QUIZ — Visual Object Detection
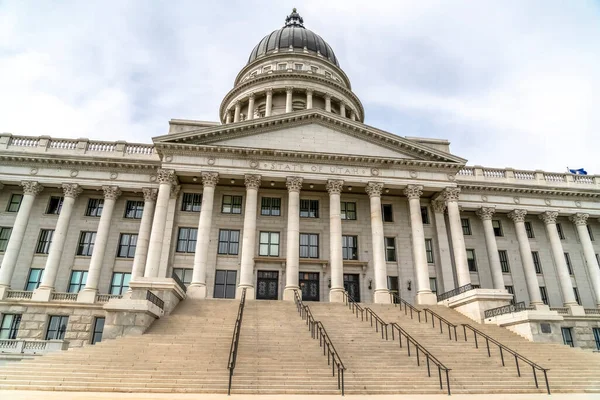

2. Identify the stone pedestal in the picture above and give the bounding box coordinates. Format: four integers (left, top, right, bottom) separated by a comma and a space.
236, 285, 255, 300
77, 288, 97, 304
415, 291, 438, 305
129, 277, 186, 315
485, 308, 564, 343
373, 290, 392, 304
283, 287, 297, 301
31, 287, 53, 302
329, 288, 345, 303
568, 304, 586, 316
187, 284, 207, 300
439, 288, 513, 322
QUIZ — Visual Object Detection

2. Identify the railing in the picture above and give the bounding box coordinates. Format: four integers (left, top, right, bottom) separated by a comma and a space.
514, 171, 535, 180
9, 137, 39, 147
95, 294, 122, 303
585, 308, 600, 316
423, 308, 458, 341
462, 323, 550, 394
437, 283, 473, 302
342, 291, 364, 321
574, 175, 594, 184
171, 272, 187, 293
550, 307, 569, 315
146, 290, 164, 310
87, 142, 115, 152
0, 339, 69, 354
483, 168, 506, 178
5, 290, 33, 300
457, 167, 474, 176
227, 288, 246, 395
364, 307, 389, 340
49, 139, 77, 150
294, 290, 346, 395
125, 144, 154, 155
51, 292, 78, 302
390, 323, 452, 395
544, 173, 566, 183
389, 292, 422, 321
484, 302, 527, 318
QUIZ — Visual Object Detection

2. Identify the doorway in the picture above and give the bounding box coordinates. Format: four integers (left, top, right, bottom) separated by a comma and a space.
299, 272, 320, 301
256, 270, 279, 300
343, 273, 360, 302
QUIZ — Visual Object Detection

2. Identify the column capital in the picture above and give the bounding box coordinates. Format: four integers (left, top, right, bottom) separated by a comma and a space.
102, 185, 121, 201
539, 210, 559, 225
142, 187, 158, 202
244, 174, 262, 190
285, 86, 294, 93
21, 181, 44, 196
170, 184, 181, 199
365, 182, 384, 198
431, 199, 446, 213
266, 88, 273, 95
201, 172, 219, 188
442, 187, 460, 203
156, 169, 176, 185
508, 209, 527, 223
248, 93, 255, 100
326, 180, 344, 195
62, 183, 82, 199
476, 206, 496, 221
235, 100, 241, 108
306, 88, 313, 95
404, 185, 423, 200
286, 176, 303, 192
569, 212, 589, 226
324, 92, 331, 100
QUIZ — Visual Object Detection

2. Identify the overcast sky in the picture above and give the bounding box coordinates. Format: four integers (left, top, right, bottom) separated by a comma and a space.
1, 1, 599, 173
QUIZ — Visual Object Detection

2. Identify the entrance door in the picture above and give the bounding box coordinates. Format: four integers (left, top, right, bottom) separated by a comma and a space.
256, 270, 279, 300
387, 276, 399, 303
343, 274, 360, 302
299, 272, 320, 302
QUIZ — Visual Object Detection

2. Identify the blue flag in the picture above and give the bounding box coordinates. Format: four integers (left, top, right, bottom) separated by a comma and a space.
567, 168, 588, 175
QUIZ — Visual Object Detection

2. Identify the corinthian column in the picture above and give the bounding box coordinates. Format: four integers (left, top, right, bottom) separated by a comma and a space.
306, 89, 313, 109
238, 174, 261, 299
366, 182, 390, 303
0, 181, 43, 291
570, 213, 600, 307
247, 93, 255, 120
476, 207, 505, 290
327, 180, 344, 302
283, 176, 302, 301
130, 188, 158, 281
285, 87, 293, 113
325, 93, 332, 112
431, 200, 455, 292
234, 101, 241, 123
443, 188, 471, 287
265, 89, 273, 117
340, 102, 346, 118
188, 172, 219, 299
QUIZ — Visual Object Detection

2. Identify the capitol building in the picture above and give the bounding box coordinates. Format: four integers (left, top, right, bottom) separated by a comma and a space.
0, 8, 599, 396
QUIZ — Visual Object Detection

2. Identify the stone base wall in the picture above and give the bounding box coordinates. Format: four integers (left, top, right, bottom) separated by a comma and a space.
563, 318, 600, 350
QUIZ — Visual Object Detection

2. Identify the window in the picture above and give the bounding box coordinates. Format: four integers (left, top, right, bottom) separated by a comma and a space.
221, 195, 242, 214
6, 194, 22, 212
0, 314, 21, 339
573, 287, 581, 305
278, 63, 287, 70
173, 268, 193, 286
499, 250, 510, 273
25, 269, 44, 291
300, 233, 319, 258
342, 235, 358, 260
564, 253, 573, 275
425, 239, 434, 263
262, 65, 272, 72
382, 204, 393, 222
300, 199, 319, 218
525, 221, 534, 238
46, 196, 63, 214
67, 270, 88, 293
341, 202, 357, 220
181, 193, 202, 212
505, 285, 515, 304
557, 223, 565, 239
492, 220, 503, 237
561, 327, 574, 347
540, 286, 549, 305
36, 229, 54, 254
461, 218, 471, 235
45, 315, 68, 340
294, 63, 303, 70
532, 251, 542, 274
597, 254, 600, 267
176, 228, 197, 253
110, 272, 131, 295
124, 200, 144, 219
310, 66, 318, 73
466, 249, 477, 272
214, 270, 237, 299
91, 317, 105, 345
587, 225, 594, 241
593, 328, 600, 350
325, 71, 332, 78
76, 231, 96, 256
421, 206, 430, 224
385, 237, 396, 262
261, 197, 281, 216
218, 230, 240, 255
0, 227, 11, 252
430, 278, 437, 293
259, 232, 280, 257
117, 234, 137, 258
85, 198, 104, 217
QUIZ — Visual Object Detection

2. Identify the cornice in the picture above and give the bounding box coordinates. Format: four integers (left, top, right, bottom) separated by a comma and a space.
459, 183, 600, 199
0, 154, 160, 173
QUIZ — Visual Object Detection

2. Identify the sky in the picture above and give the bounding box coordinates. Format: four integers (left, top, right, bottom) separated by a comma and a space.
1, 0, 599, 173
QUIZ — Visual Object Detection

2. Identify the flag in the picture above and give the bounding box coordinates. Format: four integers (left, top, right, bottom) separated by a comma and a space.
567, 167, 588, 175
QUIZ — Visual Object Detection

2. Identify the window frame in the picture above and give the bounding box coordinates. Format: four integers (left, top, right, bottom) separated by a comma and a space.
0, 227, 12, 252
214, 270, 237, 299
466, 249, 477, 272
421, 206, 430, 224
342, 235, 359, 260
429, 277, 438, 293
217, 229, 240, 255
85, 198, 104, 217
45, 315, 69, 340
117, 233, 138, 258
176, 227, 197, 254
425, 239, 434, 263
385, 237, 397, 262
91, 317, 105, 345
76, 231, 96, 257
299, 199, 319, 218
564, 252, 573, 275
587, 225, 594, 241
181, 193, 202, 212
461, 218, 472, 235
299, 233, 319, 259
498, 250, 510, 273
539, 286, 549, 305
593, 327, 600, 351
382, 204, 393, 222
556, 223, 565, 240
532, 251, 542, 274
36, 229, 54, 254
25, 269, 44, 291
561, 327, 574, 347
492, 220, 503, 237
260, 197, 281, 216
124, 200, 144, 219
110, 272, 131, 295
259, 231, 280, 257
341, 202, 357, 220
573, 287, 581, 305
525, 221, 535, 238
505, 285, 515, 304
46, 196, 64, 215
221, 195, 243, 214
6, 194, 23, 212
67, 270, 88, 293
0, 313, 21, 339
173, 268, 193, 286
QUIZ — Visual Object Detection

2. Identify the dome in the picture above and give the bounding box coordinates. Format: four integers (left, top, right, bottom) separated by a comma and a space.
247, 9, 339, 67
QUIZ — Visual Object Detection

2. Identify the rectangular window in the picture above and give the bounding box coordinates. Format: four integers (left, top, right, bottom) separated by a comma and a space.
325, 71, 332, 78
557, 223, 565, 240
587, 225, 594, 241
45, 315, 68, 340
300, 199, 319, 218
342, 235, 358, 260
0, 314, 21, 339
382, 204, 393, 222
110, 272, 131, 295
540, 286, 549, 305
46, 196, 63, 215
421, 206, 430, 224
85, 198, 104, 217
124, 200, 144, 219
300, 233, 319, 259
91, 317, 105, 345
505, 285, 515, 304
262, 65, 272, 72
311, 66, 318, 73
499, 250, 510, 273
0, 227, 11, 252
294, 63, 303, 70
25, 269, 44, 291
492, 220, 503, 237
278, 63, 287, 70
214, 270, 237, 299
36, 229, 54, 254
117, 233, 138, 258
261, 197, 281, 216
461, 218, 471, 235
561, 327, 574, 347
385, 237, 397, 262
525, 221, 535, 238
429, 277, 437, 293
259, 232, 280, 257
573, 287, 581, 305
424, 239, 434, 263
76, 231, 96, 256
341, 202, 357, 220
173, 268, 193, 286
221, 195, 242, 214
564, 253, 573, 275
67, 270, 88, 293
6, 194, 23, 212
532, 251, 542, 274
466, 249, 477, 272
593, 328, 600, 350
218, 229, 240, 255
181, 193, 202, 212
176, 228, 197, 253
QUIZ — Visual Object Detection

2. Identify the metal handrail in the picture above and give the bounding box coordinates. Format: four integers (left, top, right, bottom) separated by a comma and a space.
484, 301, 526, 318
171, 272, 187, 293
462, 323, 550, 394
437, 283, 473, 301
389, 292, 422, 322
423, 308, 458, 341
364, 307, 389, 340
341, 291, 364, 321
227, 288, 247, 395
390, 322, 452, 395
145, 290, 164, 310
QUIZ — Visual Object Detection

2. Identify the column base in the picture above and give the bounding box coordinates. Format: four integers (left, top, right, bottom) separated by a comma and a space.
439, 288, 513, 322
531, 303, 550, 312
237, 285, 255, 300
77, 288, 98, 303
283, 286, 299, 301
329, 288, 345, 303
373, 289, 391, 304
415, 291, 437, 305
567, 304, 586, 316
31, 287, 53, 302
186, 284, 207, 299
0, 285, 9, 300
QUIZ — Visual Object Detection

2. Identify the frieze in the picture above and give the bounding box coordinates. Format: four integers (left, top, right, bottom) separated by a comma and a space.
259, 161, 373, 177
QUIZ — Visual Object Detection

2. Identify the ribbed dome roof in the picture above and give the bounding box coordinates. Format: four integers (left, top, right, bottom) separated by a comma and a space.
247, 9, 339, 67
